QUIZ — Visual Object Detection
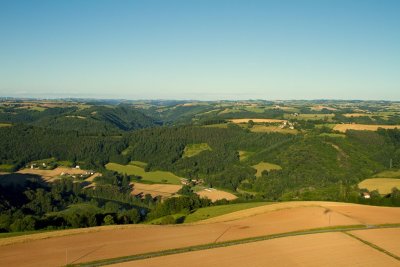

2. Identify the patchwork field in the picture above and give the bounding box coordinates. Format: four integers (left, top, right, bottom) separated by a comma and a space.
358, 178, 400, 194
333, 124, 400, 132
252, 161, 282, 177
196, 188, 238, 201
106, 162, 182, 185
131, 183, 182, 198
1, 201, 399, 267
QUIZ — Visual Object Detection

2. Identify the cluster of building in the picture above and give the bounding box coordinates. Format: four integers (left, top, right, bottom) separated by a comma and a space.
280, 121, 295, 130
180, 178, 204, 186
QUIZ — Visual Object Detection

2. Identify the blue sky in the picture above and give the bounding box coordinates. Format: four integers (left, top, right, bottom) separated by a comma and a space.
0, 0, 399, 100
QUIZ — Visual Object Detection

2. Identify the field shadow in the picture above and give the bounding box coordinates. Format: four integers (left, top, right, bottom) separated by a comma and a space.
0, 173, 46, 187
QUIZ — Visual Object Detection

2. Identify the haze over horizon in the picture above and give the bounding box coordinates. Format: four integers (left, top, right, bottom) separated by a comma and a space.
1, 0, 399, 100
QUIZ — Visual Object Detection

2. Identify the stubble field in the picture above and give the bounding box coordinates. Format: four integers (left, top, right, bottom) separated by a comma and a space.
0, 202, 399, 267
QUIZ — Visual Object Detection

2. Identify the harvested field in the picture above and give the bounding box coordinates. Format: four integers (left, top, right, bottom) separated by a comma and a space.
1, 202, 399, 267
327, 204, 400, 225
131, 183, 182, 198
229, 118, 286, 124
196, 188, 237, 201
199, 201, 400, 224
17, 167, 88, 182
358, 178, 400, 195
0, 224, 228, 266
211, 206, 360, 243
349, 228, 400, 257
333, 124, 400, 132
248, 125, 298, 134
184, 202, 269, 223
113, 232, 399, 267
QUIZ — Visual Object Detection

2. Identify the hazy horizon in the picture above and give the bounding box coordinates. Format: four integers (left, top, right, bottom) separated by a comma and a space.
1, 94, 400, 102
1, 0, 399, 100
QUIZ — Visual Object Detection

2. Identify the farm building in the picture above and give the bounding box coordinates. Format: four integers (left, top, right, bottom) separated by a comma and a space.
362, 192, 371, 199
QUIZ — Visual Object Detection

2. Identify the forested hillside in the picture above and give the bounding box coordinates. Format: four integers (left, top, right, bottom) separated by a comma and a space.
1, 99, 400, 234
0, 103, 159, 134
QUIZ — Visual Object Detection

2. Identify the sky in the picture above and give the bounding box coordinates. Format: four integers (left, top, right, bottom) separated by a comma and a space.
0, 0, 399, 100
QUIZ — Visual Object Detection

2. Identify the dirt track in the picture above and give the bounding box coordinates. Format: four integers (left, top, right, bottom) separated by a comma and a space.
1, 202, 399, 266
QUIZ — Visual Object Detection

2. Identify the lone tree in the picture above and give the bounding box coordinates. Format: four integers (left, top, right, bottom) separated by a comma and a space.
248, 120, 254, 128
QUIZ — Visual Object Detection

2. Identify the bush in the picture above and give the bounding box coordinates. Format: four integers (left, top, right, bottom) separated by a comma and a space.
103, 215, 115, 225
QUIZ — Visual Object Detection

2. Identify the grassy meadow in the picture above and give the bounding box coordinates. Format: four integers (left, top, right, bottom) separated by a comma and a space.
105, 162, 182, 184
183, 143, 212, 158
373, 169, 400, 178
0, 164, 15, 172
252, 161, 282, 177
